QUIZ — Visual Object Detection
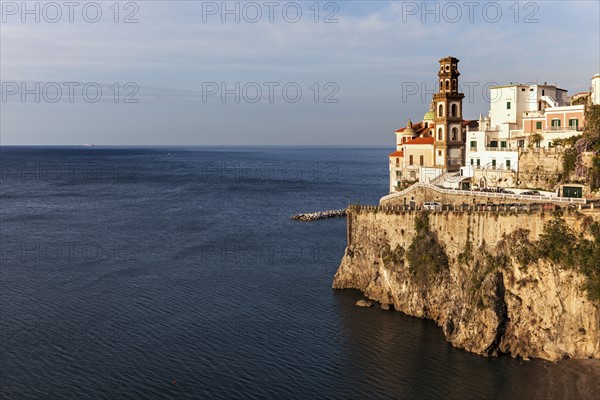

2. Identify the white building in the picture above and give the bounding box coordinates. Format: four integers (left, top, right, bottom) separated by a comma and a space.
592, 74, 600, 105
487, 83, 568, 135
462, 81, 591, 188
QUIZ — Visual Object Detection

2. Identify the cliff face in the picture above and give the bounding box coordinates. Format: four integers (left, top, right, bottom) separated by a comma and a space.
333, 208, 600, 361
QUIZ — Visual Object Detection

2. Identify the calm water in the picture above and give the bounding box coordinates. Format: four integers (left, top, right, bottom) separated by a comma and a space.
0, 147, 597, 399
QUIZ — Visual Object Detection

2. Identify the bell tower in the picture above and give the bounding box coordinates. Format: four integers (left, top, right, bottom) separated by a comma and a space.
432, 56, 465, 172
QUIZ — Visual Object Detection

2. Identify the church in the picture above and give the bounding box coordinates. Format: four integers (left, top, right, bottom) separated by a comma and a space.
389, 57, 478, 193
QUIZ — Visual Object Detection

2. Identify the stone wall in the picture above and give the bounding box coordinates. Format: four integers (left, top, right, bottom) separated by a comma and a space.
473, 169, 517, 189
517, 147, 564, 190
333, 207, 600, 361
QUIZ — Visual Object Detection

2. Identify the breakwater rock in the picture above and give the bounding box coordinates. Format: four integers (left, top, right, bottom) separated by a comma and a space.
291, 209, 347, 222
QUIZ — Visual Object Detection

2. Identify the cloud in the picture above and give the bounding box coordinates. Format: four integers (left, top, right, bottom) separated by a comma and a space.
1, 1, 598, 145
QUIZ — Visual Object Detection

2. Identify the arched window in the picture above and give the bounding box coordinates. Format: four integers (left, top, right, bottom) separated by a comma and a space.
451, 104, 457, 117
438, 128, 443, 141
452, 79, 457, 91
445, 80, 450, 90
424, 122, 428, 128
438, 104, 444, 117
440, 80, 443, 91
451, 127, 458, 141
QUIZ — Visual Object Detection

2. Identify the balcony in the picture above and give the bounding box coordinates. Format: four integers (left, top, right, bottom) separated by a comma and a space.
474, 164, 516, 172
542, 126, 583, 133
484, 146, 514, 151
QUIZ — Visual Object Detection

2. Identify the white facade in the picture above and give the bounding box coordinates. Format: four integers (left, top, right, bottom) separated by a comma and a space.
463, 83, 575, 186
488, 84, 568, 135
463, 128, 518, 175
592, 74, 600, 105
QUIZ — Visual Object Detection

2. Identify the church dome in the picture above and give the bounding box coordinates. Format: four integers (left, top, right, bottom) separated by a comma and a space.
423, 110, 435, 121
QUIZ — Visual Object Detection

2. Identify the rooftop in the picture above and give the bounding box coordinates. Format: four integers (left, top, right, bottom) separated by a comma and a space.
404, 137, 435, 145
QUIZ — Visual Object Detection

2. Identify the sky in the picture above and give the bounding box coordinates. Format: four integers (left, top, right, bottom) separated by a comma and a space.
1, 0, 599, 146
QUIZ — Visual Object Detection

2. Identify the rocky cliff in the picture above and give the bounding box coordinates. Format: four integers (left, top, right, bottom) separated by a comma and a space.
333, 207, 600, 361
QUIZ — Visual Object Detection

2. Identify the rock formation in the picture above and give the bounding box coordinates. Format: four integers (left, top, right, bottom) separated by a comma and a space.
333, 207, 600, 361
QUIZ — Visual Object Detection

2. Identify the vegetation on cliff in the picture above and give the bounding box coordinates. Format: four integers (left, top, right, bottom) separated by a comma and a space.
495, 216, 600, 303
406, 212, 449, 283
454, 214, 600, 304
559, 104, 600, 189
536, 216, 600, 302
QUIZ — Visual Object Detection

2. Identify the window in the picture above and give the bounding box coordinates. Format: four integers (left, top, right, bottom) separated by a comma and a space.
521, 88, 525, 91
518, 140, 525, 148
438, 128, 443, 140
551, 119, 561, 128
440, 81, 443, 91
451, 127, 458, 141
419, 155, 424, 166
536, 121, 542, 129
490, 140, 498, 148
506, 102, 511, 110
409, 155, 413, 165
476, 159, 481, 166
438, 150, 442, 156
438, 104, 444, 117
569, 118, 579, 129
470, 140, 477, 149
500, 141, 507, 148
506, 160, 511, 168
542, 89, 545, 95
470, 159, 474, 165
451, 104, 457, 117
396, 171, 401, 178
492, 159, 496, 168
445, 80, 450, 90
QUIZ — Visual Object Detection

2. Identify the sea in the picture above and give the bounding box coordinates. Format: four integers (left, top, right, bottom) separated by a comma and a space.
1, 146, 598, 399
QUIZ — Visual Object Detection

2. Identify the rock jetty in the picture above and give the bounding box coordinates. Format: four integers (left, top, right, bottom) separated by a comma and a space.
291, 209, 347, 222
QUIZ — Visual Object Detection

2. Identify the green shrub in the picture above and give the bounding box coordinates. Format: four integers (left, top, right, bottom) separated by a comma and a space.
534, 218, 600, 303
406, 213, 449, 284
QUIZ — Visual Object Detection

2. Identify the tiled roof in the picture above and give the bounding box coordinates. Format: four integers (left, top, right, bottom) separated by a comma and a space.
389, 150, 404, 157
404, 137, 434, 145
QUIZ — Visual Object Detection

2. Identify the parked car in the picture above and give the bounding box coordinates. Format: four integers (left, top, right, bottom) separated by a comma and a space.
521, 190, 541, 196
423, 202, 442, 211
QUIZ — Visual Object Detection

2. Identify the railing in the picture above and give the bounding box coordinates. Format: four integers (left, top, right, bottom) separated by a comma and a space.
380, 182, 587, 204
484, 146, 514, 151
473, 165, 516, 172
350, 202, 596, 214
542, 126, 583, 132
519, 147, 565, 154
